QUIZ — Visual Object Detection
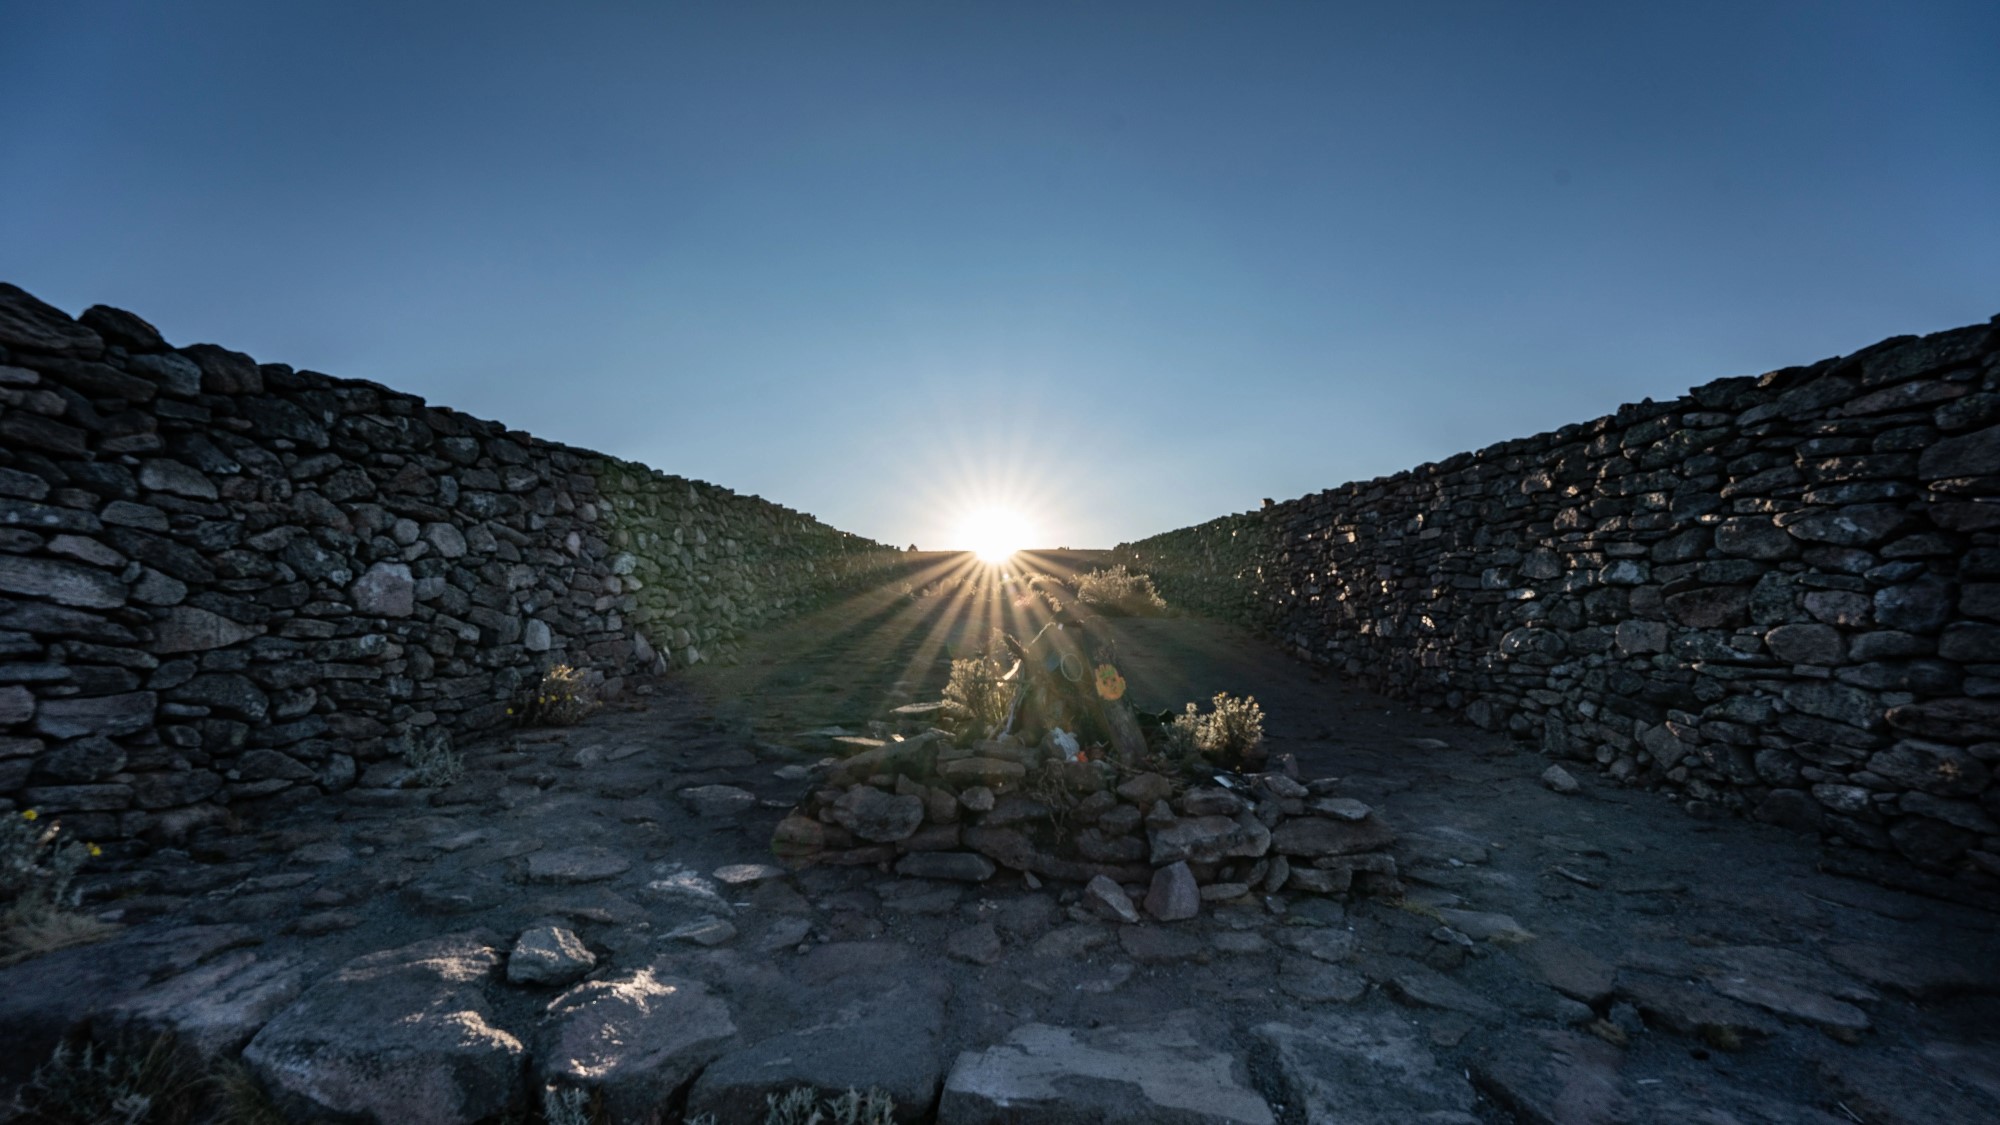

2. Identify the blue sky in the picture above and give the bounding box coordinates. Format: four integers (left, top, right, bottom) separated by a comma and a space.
4, 2, 1996, 549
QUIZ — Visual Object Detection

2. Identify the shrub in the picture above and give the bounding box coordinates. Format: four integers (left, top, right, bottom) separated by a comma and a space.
1072, 566, 1166, 616
11, 1034, 206, 1125
740, 1086, 897, 1125
1165, 693, 1265, 770
515, 664, 599, 727
943, 646, 1012, 735
1, 810, 114, 967
396, 726, 464, 789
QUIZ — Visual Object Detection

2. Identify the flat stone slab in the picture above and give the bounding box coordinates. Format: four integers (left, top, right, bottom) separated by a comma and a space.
1388, 967, 1505, 1023
1472, 1029, 1627, 1125
687, 977, 949, 1124
1254, 1011, 1479, 1124
537, 962, 736, 1122
1276, 957, 1369, 1004
1512, 940, 1615, 1005
712, 863, 788, 886
1272, 925, 1358, 964
679, 784, 756, 816
243, 934, 524, 1125
1435, 908, 1533, 943
97, 948, 314, 1058
939, 1012, 1274, 1124
525, 846, 632, 884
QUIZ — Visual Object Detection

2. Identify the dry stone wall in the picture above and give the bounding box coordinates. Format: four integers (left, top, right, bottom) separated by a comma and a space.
1117, 317, 2000, 885
0, 283, 905, 850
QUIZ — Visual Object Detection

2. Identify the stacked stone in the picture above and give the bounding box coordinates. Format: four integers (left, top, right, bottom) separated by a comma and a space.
0, 282, 906, 847
1119, 316, 2000, 885
770, 732, 1401, 911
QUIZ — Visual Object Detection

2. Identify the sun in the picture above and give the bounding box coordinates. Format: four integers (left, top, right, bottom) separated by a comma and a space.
957, 507, 1032, 564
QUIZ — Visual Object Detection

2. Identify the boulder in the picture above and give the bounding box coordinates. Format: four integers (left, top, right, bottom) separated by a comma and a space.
243, 935, 525, 1125
1254, 1012, 1479, 1125
507, 924, 595, 988
537, 963, 736, 1121
830, 785, 926, 842
938, 1012, 1274, 1124
1270, 814, 1394, 858
686, 978, 948, 1124
1143, 861, 1200, 922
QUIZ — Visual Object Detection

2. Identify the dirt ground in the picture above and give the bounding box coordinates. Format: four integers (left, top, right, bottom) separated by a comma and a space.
5, 551, 1998, 1124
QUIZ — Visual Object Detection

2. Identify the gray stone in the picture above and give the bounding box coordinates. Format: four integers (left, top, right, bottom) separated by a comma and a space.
537, 963, 736, 1122
98, 949, 314, 1059
1273, 925, 1358, 964
938, 1012, 1274, 1125
243, 935, 525, 1125
1270, 814, 1394, 857
0, 685, 33, 725
1540, 764, 1581, 794
523, 618, 553, 652
424, 522, 468, 558
351, 561, 415, 617
1472, 1030, 1626, 1125
152, 605, 261, 653
712, 863, 787, 886
831, 785, 926, 843
1918, 421, 2000, 479
1085, 874, 1141, 924
1148, 813, 1271, 865
1867, 740, 1989, 796
896, 851, 997, 882
1388, 967, 1504, 1022
33, 691, 155, 739
1617, 974, 1781, 1044
948, 922, 1005, 965
1434, 908, 1532, 942
1766, 622, 1844, 665
0, 555, 127, 609
1143, 861, 1200, 921
1277, 957, 1369, 1003
640, 870, 733, 914
1513, 940, 1615, 1005
688, 978, 947, 1125
508, 924, 595, 987
138, 459, 218, 500
1307, 796, 1374, 820
1118, 925, 1205, 963
666, 917, 738, 946
526, 847, 632, 884
679, 784, 756, 817
1255, 1012, 1479, 1125
1714, 515, 1795, 559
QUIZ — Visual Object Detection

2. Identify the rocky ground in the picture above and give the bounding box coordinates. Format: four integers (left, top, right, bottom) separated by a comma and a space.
4, 554, 1998, 1124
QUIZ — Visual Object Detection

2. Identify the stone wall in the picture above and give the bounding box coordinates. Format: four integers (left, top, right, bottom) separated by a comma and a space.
1117, 316, 2000, 884
0, 283, 906, 849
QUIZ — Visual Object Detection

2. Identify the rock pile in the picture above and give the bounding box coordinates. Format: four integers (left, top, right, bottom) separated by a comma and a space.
771, 730, 1402, 913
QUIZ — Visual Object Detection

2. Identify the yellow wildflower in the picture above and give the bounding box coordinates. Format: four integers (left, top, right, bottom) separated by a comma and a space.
21, 809, 37, 821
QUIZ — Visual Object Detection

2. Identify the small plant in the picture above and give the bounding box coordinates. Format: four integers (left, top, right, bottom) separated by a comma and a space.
397, 726, 465, 789
515, 664, 599, 727
540, 1085, 599, 1125
755, 1086, 897, 1125
1072, 566, 1166, 616
11, 1034, 206, 1125
1165, 692, 1266, 770
943, 647, 1012, 735
2, 809, 114, 967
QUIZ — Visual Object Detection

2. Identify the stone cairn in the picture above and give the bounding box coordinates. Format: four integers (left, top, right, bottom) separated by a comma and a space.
770, 722, 1402, 919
